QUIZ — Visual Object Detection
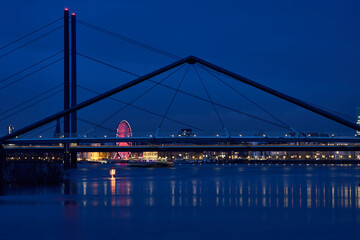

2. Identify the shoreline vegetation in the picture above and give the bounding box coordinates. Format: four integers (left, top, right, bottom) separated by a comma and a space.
1, 160, 64, 187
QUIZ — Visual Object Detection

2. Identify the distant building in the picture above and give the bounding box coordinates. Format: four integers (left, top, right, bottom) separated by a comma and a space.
356, 107, 360, 136
178, 129, 195, 137
307, 132, 329, 137
82, 143, 112, 161
8, 125, 14, 135
143, 152, 158, 160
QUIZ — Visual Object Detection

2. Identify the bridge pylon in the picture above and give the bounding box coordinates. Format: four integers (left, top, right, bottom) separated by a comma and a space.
63, 8, 70, 168
70, 11, 77, 168
63, 8, 77, 168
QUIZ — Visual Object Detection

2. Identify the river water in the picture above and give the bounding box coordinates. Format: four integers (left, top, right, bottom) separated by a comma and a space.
0, 164, 360, 240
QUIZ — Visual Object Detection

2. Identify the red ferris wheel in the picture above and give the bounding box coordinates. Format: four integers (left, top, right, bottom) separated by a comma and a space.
115, 120, 132, 159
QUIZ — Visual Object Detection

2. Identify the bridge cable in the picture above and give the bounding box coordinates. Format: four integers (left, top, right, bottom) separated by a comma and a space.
76, 20, 354, 124
78, 20, 247, 85
193, 66, 228, 136
304, 101, 356, 122
203, 67, 289, 127
0, 17, 62, 51
25, 119, 63, 139
0, 83, 63, 117
196, 61, 356, 125
81, 65, 184, 136
77, 118, 116, 134
76, 54, 291, 131
211, 70, 356, 126
75, 55, 213, 134
0, 50, 63, 84
0, 57, 63, 90
200, 66, 304, 135
155, 65, 189, 136
81, 64, 186, 136
0, 88, 63, 123
77, 52, 139, 77
22, 122, 56, 138
22, 118, 114, 139
76, 19, 180, 60
152, 81, 291, 130
0, 25, 63, 59
77, 85, 210, 134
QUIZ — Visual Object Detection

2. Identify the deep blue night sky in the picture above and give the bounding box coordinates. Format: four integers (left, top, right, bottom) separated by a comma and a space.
1, 0, 360, 137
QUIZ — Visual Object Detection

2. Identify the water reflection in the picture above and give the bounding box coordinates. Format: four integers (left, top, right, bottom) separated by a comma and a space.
55, 165, 360, 210
4, 165, 359, 211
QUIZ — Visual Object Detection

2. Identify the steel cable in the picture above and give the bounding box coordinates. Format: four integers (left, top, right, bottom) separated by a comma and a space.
0, 57, 63, 90
0, 89, 63, 122
0, 25, 63, 58
0, 83, 63, 117
0, 51, 63, 84
156, 65, 189, 135
81, 65, 185, 135
78, 54, 290, 130
0, 17, 62, 51
77, 85, 210, 134
193, 65, 227, 134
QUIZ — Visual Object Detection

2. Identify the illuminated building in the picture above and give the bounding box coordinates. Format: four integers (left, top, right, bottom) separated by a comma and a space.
178, 129, 195, 137
143, 152, 158, 160
85, 143, 111, 161
8, 125, 14, 135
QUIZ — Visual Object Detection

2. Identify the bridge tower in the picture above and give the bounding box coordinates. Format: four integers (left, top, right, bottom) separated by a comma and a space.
70, 12, 77, 168
63, 8, 70, 168
63, 8, 77, 168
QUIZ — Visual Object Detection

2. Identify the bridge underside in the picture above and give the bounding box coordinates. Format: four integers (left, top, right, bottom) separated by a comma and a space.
4, 145, 360, 153
5, 136, 360, 145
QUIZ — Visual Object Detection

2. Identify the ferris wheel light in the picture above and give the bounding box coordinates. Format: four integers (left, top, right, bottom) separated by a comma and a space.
115, 120, 132, 159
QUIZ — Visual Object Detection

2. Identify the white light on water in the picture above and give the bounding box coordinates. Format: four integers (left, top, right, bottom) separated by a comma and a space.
110, 168, 116, 179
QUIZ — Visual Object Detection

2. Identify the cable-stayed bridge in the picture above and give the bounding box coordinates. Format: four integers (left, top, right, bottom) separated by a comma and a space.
1, 8, 360, 169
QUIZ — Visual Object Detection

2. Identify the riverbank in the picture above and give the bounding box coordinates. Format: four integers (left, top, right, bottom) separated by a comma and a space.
1, 160, 64, 187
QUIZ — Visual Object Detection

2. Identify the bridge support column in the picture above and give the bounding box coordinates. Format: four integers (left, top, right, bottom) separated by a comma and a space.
64, 143, 70, 169
70, 144, 77, 168
70, 152, 77, 168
